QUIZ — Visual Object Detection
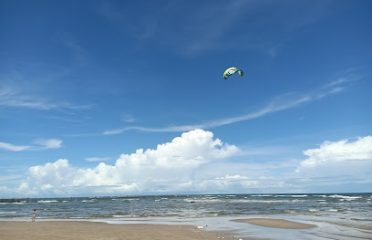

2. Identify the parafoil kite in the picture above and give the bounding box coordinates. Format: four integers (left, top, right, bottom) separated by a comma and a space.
223, 67, 244, 79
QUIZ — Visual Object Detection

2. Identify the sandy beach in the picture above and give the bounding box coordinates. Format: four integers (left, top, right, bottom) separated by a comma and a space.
1, 217, 371, 240
0, 221, 234, 240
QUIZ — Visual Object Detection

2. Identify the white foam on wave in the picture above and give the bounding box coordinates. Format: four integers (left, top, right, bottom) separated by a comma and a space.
155, 197, 169, 202
7, 201, 27, 205
113, 214, 132, 218
250, 195, 272, 197
327, 209, 338, 212
38, 200, 59, 203
273, 194, 307, 197
81, 199, 96, 203
183, 198, 222, 203
308, 209, 319, 212
328, 195, 362, 201
234, 198, 308, 203
117, 198, 139, 202
184, 198, 305, 204
112, 198, 139, 201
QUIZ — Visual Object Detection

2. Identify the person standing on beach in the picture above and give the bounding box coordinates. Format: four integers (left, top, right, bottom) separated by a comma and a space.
32, 209, 37, 222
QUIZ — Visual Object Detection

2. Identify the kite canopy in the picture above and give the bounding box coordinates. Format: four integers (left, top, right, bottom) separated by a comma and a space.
223, 67, 244, 79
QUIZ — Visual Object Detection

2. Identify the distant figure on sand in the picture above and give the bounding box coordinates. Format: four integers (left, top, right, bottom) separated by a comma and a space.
32, 209, 37, 222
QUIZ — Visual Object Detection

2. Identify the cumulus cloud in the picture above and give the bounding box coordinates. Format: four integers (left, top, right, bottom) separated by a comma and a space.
117, 129, 239, 169
17, 129, 240, 196
5, 132, 372, 197
298, 136, 372, 169
28, 159, 75, 187
295, 136, 372, 189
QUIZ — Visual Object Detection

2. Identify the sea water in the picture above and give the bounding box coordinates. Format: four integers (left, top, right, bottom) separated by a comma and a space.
0, 193, 370, 219
1, 193, 371, 239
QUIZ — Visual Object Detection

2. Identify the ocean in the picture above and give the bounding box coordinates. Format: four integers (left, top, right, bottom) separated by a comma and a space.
1, 193, 371, 239
0, 193, 370, 220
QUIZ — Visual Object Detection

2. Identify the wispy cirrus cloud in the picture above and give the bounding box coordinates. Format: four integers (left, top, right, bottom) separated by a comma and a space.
57, 33, 88, 66
121, 114, 136, 123
0, 85, 56, 110
0, 142, 31, 152
0, 85, 91, 111
85, 156, 111, 162
104, 77, 352, 135
33, 138, 63, 149
0, 138, 63, 152
98, 1, 331, 56
103, 95, 309, 135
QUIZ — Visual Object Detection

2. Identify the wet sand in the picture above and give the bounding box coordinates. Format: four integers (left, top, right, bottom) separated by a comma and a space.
235, 218, 316, 229
0, 221, 234, 240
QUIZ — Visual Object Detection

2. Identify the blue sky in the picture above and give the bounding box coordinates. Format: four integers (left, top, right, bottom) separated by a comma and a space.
0, 0, 371, 197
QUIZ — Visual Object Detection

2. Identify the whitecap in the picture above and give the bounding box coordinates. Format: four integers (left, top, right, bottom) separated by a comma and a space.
308, 209, 319, 212
38, 200, 59, 203
327, 209, 338, 212
328, 195, 362, 201
290, 195, 308, 197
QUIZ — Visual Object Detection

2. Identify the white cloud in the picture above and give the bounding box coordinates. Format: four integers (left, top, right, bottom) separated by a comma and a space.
15, 129, 240, 196
103, 96, 312, 135
0, 85, 91, 111
104, 80, 346, 135
0, 141, 31, 152
28, 159, 74, 185
121, 114, 136, 123
0, 85, 55, 110
294, 136, 372, 191
34, 138, 63, 149
0, 138, 63, 152
99, 1, 330, 56
116, 129, 239, 169
298, 136, 372, 169
85, 156, 111, 162
4, 132, 372, 197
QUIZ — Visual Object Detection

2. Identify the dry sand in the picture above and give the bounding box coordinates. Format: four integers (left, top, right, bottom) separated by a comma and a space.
0, 221, 234, 240
235, 218, 316, 229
